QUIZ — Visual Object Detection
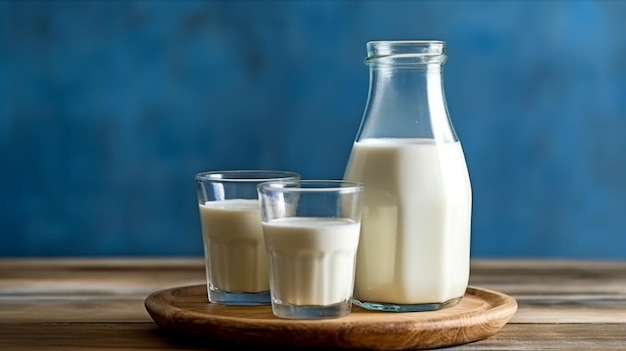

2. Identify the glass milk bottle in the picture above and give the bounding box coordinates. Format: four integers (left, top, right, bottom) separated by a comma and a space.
344, 41, 472, 312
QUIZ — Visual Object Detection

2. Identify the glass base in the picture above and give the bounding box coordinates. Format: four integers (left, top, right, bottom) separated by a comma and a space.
208, 288, 270, 306
352, 296, 462, 312
271, 300, 352, 319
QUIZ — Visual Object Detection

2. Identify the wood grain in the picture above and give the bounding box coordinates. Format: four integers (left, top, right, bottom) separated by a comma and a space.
0, 258, 624, 350
144, 284, 517, 350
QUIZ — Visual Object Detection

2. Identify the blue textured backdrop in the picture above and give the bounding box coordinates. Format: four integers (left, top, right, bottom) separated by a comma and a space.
2, 0, 625, 259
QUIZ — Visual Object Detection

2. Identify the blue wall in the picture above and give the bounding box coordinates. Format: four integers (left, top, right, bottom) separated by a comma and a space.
2, 1, 625, 259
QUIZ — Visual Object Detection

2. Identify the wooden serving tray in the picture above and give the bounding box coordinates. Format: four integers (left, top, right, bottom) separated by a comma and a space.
145, 284, 517, 350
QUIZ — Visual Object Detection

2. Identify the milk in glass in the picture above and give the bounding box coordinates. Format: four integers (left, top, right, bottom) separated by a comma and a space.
262, 217, 360, 306
199, 199, 268, 293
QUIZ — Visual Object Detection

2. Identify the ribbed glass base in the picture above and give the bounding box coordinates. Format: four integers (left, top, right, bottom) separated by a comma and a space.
207, 288, 270, 306
271, 300, 352, 319
352, 296, 462, 312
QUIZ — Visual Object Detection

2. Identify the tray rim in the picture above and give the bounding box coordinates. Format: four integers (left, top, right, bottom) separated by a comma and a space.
145, 284, 518, 350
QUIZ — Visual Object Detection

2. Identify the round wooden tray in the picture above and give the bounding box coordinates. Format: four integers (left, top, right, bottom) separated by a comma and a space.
145, 284, 517, 350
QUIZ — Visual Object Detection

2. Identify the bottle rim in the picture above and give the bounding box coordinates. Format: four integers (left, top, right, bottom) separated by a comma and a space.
365, 40, 447, 66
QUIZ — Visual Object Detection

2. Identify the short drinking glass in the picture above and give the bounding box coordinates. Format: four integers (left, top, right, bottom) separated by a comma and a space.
257, 180, 364, 319
195, 170, 300, 305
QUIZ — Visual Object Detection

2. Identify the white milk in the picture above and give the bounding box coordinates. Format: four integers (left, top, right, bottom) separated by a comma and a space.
262, 217, 361, 306
199, 199, 268, 293
344, 138, 472, 304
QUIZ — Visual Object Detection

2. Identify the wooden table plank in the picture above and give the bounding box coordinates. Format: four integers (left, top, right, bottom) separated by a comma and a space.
469, 259, 626, 324
0, 258, 206, 296
469, 259, 626, 295
0, 323, 625, 351
0, 322, 209, 351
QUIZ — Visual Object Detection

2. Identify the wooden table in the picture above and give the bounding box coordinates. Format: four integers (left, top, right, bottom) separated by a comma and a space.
0, 258, 624, 350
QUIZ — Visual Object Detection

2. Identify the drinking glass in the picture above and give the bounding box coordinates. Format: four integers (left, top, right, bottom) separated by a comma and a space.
195, 170, 300, 305
257, 180, 364, 319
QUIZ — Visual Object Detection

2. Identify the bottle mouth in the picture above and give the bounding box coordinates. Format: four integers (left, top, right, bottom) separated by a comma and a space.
365, 40, 447, 66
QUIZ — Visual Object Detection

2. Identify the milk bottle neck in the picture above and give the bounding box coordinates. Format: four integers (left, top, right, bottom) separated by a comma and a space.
356, 41, 458, 142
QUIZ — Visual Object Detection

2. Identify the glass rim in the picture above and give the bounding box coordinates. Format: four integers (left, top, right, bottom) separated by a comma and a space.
195, 170, 300, 182
257, 179, 364, 194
